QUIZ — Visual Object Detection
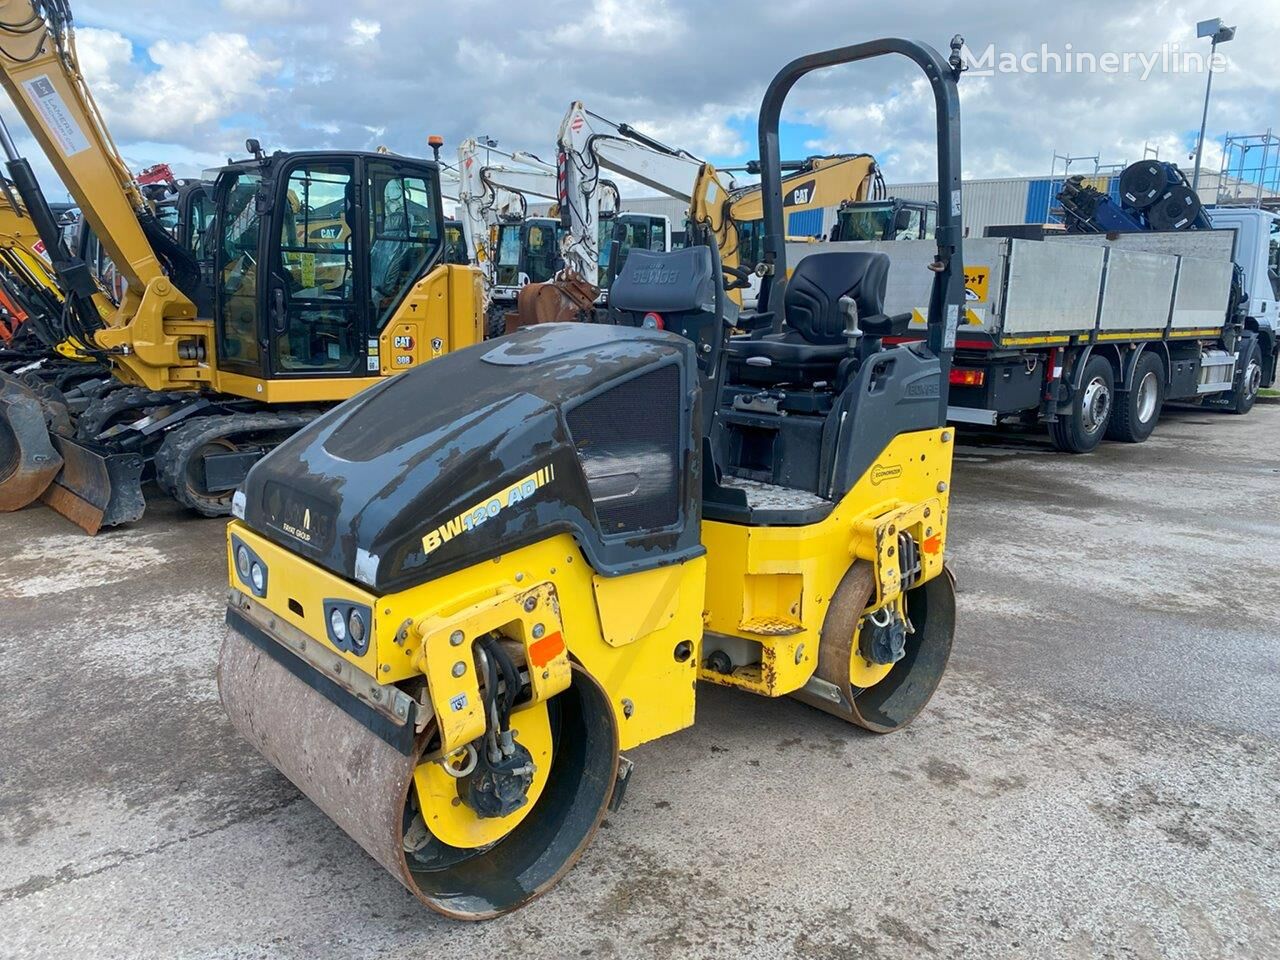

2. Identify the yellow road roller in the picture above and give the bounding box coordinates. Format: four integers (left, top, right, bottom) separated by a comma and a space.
220, 36, 968, 919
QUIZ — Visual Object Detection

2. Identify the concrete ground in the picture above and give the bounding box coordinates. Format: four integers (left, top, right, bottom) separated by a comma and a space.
2, 403, 1278, 960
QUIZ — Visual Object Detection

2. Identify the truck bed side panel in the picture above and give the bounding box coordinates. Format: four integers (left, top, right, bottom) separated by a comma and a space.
1171, 256, 1233, 330
1097, 249, 1176, 333
1002, 240, 1102, 337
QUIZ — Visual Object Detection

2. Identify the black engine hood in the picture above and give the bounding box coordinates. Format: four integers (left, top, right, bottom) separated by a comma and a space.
239, 323, 703, 594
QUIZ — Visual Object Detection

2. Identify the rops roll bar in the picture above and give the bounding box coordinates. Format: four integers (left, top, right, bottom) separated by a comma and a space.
756, 36, 967, 424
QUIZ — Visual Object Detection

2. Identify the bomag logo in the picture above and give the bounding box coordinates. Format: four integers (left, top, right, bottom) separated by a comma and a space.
630, 264, 680, 285
870, 463, 903, 486
421, 465, 555, 556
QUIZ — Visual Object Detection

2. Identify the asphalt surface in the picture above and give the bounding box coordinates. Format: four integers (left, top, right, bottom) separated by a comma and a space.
3, 402, 1278, 959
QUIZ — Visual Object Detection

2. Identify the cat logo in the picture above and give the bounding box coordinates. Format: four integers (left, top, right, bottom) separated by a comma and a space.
784, 179, 817, 207
393, 335, 414, 349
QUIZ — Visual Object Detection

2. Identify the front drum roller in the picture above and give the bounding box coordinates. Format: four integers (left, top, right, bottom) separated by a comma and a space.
218, 625, 619, 920
792, 561, 956, 733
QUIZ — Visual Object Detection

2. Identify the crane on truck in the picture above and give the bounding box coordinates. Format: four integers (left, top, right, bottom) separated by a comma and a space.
219, 33, 967, 920
0, 1, 483, 533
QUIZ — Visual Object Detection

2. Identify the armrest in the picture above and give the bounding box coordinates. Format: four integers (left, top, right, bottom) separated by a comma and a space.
858, 311, 913, 338
735, 311, 775, 338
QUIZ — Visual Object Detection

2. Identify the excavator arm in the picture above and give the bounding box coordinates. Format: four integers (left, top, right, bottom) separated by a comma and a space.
456, 136, 559, 283
554, 101, 738, 288
0, 0, 206, 390
728, 153, 884, 224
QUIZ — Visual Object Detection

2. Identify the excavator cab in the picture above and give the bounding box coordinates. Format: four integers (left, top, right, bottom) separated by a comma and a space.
214, 151, 448, 380
220, 35, 966, 920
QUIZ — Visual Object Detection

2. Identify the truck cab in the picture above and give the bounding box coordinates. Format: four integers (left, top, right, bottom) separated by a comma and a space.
1206, 207, 1280, 386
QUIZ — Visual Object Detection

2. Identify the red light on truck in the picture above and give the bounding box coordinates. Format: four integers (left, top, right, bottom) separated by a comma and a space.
949, 368, 985, 387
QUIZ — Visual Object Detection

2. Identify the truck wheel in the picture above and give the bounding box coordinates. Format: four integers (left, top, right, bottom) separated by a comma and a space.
1227, 340, 1262, 415
1106, 352, 1163, 443
1050, 355, 1113, 453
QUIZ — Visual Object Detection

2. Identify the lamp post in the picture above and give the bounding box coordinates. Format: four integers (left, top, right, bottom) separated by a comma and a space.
1191, 17, 1236, 193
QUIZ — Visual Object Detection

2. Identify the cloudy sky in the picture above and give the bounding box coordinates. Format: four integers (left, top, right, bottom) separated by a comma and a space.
6, 0, 1278, 198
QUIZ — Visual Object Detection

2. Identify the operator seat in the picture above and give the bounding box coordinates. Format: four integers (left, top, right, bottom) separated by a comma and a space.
727, 251, 905, 387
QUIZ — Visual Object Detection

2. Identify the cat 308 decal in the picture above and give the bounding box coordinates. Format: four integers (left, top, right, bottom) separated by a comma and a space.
421, 464, 556, 555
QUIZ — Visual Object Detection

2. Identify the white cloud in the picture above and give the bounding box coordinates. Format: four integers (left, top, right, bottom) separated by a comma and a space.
347, 18, 382, 47
630, 104, 751, 159
77, 28, 279, 142
220, 0, 300, 16
550, 0, 681, 51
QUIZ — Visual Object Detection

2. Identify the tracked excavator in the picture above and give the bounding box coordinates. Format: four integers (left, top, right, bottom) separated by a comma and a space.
219, 34, 966, 919
0, 1, 482, 533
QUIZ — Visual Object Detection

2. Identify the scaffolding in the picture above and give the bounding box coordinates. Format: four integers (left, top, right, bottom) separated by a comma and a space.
1215, 130, 1280, 207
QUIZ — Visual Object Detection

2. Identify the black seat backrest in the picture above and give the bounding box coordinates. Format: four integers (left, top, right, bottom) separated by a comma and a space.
784, 251, 890, 344
609, 246, 716, 313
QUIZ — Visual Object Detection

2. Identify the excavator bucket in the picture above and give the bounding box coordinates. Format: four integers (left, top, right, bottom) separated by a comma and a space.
510, 271, 599, 332
0, 372, 62, 512
39, 433, 145, 534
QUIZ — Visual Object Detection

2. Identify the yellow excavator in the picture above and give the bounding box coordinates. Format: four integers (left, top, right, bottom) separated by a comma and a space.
0, 0, 483, 532
220, 34, 967, 920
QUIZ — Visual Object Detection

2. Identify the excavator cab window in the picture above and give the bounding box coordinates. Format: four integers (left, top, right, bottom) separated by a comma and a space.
495, 222, 523, 286
366, 161, 440, 328
217, 169, 264, 367
443, 220, 469, 264
186, 190, 213, 261
274, 160, 359, 373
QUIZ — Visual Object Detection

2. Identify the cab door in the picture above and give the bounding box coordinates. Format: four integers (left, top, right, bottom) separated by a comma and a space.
267, 158, 363, 377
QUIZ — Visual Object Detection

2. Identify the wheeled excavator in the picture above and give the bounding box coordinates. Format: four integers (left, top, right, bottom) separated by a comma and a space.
0, 0, 483, 533
219, 34, 966, 920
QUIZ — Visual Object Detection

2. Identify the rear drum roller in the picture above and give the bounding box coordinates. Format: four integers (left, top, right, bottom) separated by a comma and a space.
792, 561, 955, 733
218, 626, 619, 919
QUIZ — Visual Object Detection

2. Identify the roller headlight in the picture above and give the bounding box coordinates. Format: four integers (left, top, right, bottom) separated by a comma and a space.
230, 536, 267, 597
323, 599, 373, 654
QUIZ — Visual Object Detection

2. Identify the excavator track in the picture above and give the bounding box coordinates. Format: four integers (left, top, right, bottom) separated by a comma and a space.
74, 387, 192, 441
155, 411, 318, 517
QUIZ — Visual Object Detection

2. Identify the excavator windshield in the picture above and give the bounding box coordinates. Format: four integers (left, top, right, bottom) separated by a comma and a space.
832, 200, 936, 241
